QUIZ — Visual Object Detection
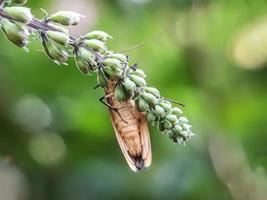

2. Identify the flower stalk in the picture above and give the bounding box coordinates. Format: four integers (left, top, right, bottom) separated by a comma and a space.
0, 0, 194, 144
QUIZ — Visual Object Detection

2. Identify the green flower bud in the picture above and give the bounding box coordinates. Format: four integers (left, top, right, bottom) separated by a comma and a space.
160, 101, 172, 112
84, 31, 112, 42
83, 39, 107, 53
137, 97, 149, 112
4, 6, 33, 24
115, 84, 126, 102
140, 92, 158, 105
129, 74, 147, 87
97, 71, 108, 88
163, 120, 172, 129
47, 23, 69, 33
145, 87, 160, 97
10, 0, 27, 5
74, 55, 91, 75
107, 53, 127, 63
78, 47, 96, 67
132, 69, 146, 78
49, 11, 82, 26
178, 117, 189, 124
174, 125, 183, 132
1, 19, 29, 48
171, 107, 183, 115
154, 105, 165, 116
103, 58, 123, 70
46, 31, 69, 46
166, 114, 178, 123
123, 77, 136, 93
146, 112, 156, 122
103, 66, 122, 77
42, 40, 68, 64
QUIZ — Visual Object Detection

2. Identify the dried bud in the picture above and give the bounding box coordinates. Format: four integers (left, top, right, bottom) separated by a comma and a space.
140, 92, 158, 105
83, 39, 107, 53
4, 6, 33, 23
97, 71, 108, 88
144, 87, 160, 97
49, 11, 82, 26
1, 19, 29, 48
107, 53, 127, 63
103, 58, 123, 70
154, 105, 165, 116
171, 107, 183, 115
10, 0, 27, 5
166, 114, 178, 123
131, 69, 147, 78
123, 77, 136, 93
84, 31, 112, 42
42, 39, 68, 64
74, 55, 91, 75
129, 74, 147, 87
46, 31, 69, 46
78, 47, 96, 68
115, 84, 126, 102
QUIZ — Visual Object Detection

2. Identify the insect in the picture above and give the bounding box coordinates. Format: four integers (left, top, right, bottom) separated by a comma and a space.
100, 77, 152, 172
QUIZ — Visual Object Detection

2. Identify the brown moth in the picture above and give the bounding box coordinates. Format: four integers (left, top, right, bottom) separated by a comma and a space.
104, 77, 152, 172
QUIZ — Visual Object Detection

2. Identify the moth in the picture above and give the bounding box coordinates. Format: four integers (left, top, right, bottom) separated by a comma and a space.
101, 77, 152, 172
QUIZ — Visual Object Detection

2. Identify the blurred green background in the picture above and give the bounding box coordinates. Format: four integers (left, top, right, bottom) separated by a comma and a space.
1, 0, 267, 199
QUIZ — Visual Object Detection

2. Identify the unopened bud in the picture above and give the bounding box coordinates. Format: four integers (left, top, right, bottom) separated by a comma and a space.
154, 105, 165, 116
123, 77, 136, 93
107, 53, 127, 63
163, 120, 172, 129
97, 71, 108, 88
140, 92, 158, 105
10, 0, 27, 5
157, 121, 165, 132
4, 6, 33, 23
178, 117, 189, 124
42, 39, 68, 64
74, 55, 91, 75
103, 58, 123, 69
160, 101, 172, 112
115, 84, 126, 102
129, 74, 147, 87
166, 114, 178, 123
1, 19, 29, 48
145, 87, 160, 97
84, 31, 112, 42
83, 39, 107, 53
146, 112, 156, 122
171, 107, 183, 115
132, 69, 146, 78
49, 11, 82, 26
46, 31, 69, 46
137, 97, 149, 112
78, 47, 96, 67
103, 66, 122, 77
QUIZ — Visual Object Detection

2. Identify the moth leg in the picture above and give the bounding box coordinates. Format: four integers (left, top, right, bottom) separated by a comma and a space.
94, 84, 100, 89
130, 63, 138, 71
99, 93, 128, 124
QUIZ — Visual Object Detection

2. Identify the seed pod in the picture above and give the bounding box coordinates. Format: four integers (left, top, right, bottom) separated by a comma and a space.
84, 31, 112, 42
78, 47, 96, 67
46, 31, 69, 46
74, 55, 91, 75
154, 105, 165, 116
42, 40, 68, 64
145, 87, 160, 97
123, 77, 136, 93
171, 107, 183, 115
10, 0, 27, 5
97, 71, 108, 88
160, 101, 172, 112
49, 11, 82, 26
146, 112, 156, 122
129, 74, 147, 87
115, 84, 126, 102
166, 114, 178, 123
103, 58, 122, 69
83, 39, 107, 53
140, 92, 158, 105
107, 53, 127, 63
4, 6, 33, 24
178, 117, 189, 124
137, 97, 149, 112
132, 69, 146, 78
1, 19, 29, 48
163, 120, 172, 129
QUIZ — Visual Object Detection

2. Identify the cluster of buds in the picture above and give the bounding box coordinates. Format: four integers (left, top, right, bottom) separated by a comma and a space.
0, 0, 194, 145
